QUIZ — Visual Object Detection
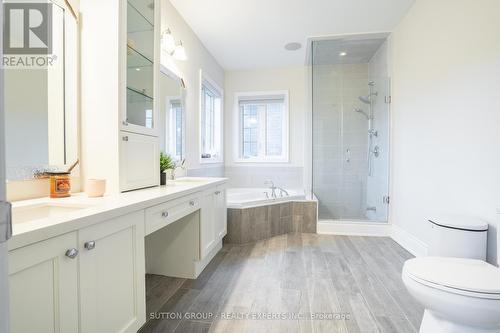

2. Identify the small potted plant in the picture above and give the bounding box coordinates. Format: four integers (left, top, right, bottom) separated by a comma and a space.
160, 152, 175, 185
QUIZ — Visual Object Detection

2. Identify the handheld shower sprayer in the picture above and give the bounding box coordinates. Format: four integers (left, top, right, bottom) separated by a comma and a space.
354, 108, 371, 120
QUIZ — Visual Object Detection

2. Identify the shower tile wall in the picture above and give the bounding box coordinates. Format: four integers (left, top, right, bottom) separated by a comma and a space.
313, 64, 370, 220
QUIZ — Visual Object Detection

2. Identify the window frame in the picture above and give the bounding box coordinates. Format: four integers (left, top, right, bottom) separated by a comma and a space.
199, 70, 224, 164
234, 90, 290, 163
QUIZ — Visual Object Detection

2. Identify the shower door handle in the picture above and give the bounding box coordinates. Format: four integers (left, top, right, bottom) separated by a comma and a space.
345, 149, 351, 163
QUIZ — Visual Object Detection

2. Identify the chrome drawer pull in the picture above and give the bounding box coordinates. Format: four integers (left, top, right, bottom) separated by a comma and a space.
84, 241, 96, 250
65, 248, 79, 259
161, 211, 169, 218
215, 191, 221, 195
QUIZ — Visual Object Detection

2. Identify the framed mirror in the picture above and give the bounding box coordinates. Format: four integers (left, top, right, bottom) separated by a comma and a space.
4, 0, 78, 181
159, 65, 185, 161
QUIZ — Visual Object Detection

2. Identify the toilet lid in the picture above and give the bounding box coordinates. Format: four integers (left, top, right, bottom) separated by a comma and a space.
428, 215, 488, 231
404, 257, 500, 295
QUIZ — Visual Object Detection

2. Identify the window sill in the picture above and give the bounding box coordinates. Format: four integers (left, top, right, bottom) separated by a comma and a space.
234, 158, 290, 164
199, 158, 224, 165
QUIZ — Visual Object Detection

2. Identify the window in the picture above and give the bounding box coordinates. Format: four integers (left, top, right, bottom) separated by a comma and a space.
200, 73, 223, 162
167, 99, 183, 161
237, 92, 289, 162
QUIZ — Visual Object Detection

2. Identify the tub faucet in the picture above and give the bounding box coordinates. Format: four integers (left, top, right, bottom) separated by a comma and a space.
264, 180, 278, 198
277, 187, 289, 197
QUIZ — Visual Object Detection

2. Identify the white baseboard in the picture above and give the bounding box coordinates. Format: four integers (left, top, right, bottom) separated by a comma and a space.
317, 220, 391, 237
316, 220, 428, 257
390, 224, 428, 257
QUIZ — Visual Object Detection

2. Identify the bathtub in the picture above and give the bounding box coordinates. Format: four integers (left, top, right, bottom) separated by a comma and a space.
227, 188, 306, 209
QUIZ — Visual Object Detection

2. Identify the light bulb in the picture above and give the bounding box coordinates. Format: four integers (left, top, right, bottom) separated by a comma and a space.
173, 41, 187, 61
161, 29, 176, 54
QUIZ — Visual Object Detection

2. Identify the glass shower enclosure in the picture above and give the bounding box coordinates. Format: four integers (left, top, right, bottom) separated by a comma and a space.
312, 36, 390, 222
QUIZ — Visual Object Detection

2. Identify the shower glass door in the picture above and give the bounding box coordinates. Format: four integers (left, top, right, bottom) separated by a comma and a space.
312, 38, 390, 222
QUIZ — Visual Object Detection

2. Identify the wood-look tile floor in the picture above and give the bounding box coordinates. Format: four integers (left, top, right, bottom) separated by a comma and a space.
140, 233, 424, 333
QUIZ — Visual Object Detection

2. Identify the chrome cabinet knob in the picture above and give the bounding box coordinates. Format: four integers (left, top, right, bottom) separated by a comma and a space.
215, 191, 221, 195
65, 248, 79, 259
189, 200, 195, 206
122, 120, 128, 126
122, 136, 129, 141
84, 241, 96, 250
161, 211, 169, 218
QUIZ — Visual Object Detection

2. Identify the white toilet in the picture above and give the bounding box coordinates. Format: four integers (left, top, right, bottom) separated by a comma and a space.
402, 215, 500, 333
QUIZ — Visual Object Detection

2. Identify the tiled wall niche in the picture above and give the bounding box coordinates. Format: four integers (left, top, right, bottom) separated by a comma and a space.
225, 201, 317, 244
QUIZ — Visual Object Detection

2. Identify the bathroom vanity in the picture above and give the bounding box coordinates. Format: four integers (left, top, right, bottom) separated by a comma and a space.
7, 177, 227, 333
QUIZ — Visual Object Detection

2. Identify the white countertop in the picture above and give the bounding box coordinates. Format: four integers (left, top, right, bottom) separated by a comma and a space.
9, 177, 227, 250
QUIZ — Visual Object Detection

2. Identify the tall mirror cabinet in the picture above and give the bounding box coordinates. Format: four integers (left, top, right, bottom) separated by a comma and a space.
81, 0, 160, 193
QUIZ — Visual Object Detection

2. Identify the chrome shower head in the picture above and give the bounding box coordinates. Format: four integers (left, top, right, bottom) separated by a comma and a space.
358, 91, 378, 104
358, 96, 371, 104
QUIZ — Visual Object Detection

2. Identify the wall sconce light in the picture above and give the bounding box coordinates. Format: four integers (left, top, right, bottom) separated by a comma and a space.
161, 29, 187, 61
173, 41, 187, 61
161, 29, 176, 54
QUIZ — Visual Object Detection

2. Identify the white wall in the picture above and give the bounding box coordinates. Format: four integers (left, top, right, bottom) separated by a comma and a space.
224, 66, 306, 188
390, 0, 500, 264
161, 0, 225, 177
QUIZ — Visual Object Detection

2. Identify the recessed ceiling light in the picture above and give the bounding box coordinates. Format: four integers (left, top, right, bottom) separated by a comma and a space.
135, 68, 141, 71
284, 42, 302, 51
339, 52, 347, 57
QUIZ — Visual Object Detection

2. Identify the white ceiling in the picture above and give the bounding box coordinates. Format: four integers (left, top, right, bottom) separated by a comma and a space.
169, 0, 415, 70
312, 36, 388, 65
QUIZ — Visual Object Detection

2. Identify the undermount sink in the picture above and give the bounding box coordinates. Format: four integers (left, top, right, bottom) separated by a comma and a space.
12, 202, 92, 224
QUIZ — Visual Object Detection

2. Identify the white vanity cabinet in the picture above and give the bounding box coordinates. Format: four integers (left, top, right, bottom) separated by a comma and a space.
200, 184, 227, 259
120, 131, 159, 191
79, 211, 146, 333
8, 179, 227, 332
8, 232, 79, 333
200, 191, 216, 259
214, 185, 228, 240
8, 212, 146, 333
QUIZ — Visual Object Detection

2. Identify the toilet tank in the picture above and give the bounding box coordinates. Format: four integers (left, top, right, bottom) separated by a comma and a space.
428, 215, 488, 260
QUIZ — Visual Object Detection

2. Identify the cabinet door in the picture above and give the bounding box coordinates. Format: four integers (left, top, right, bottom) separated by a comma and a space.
9, 232, 79, 333
214, 186, 227, 240
121, 0, 160, 137
120, 131, 159, 192
200, 192, 216, 259
79, 211, 146, 333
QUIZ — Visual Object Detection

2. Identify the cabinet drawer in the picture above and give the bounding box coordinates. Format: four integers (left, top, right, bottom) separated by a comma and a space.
145, 194, 201, 235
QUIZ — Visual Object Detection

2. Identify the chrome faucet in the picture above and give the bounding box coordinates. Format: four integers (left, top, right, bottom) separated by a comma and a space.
277, 187, 289, 197
264, 180, 288, 198
264, 180, 278, 198
170, 159, 187, 180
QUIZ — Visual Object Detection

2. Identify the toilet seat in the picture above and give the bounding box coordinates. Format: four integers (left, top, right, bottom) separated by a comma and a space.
403, 257, 500, 300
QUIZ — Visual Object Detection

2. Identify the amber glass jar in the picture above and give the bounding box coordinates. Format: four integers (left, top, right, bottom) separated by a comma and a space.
48, 172, 71, 198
